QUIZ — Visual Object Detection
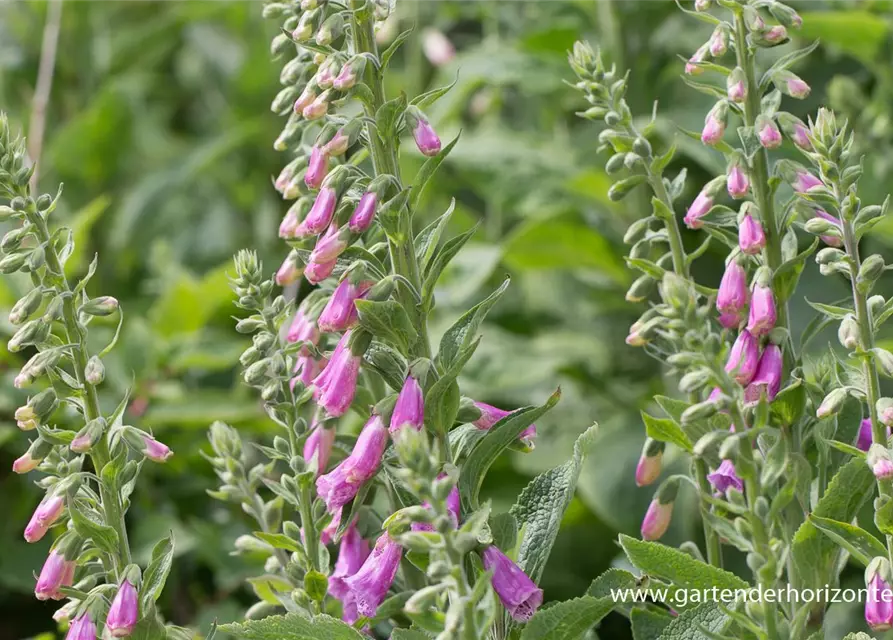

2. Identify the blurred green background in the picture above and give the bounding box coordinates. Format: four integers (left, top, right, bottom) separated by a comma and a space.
0, 1, 891, 638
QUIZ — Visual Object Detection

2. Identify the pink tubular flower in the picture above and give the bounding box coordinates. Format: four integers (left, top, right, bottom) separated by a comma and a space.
785, 76, 810, 99
866, 573, 893, 631
635, 445, 663, 488
312, 332, 362, 417
316, 414, 388, 513
684, 191, 713, 229
144, 435, 173, 463
304, 146, 329, 189
309, 224, 350, 265
482, 546, 543, 622
707, 459, 743, 495
349, 192, 378, 233
725, 330, 760, 385
300, 187, 338, 236
473, 402, 536, 448
718, 311, 741, 329
641, 499, 673, 541
106, 579, 139, 637
305, 259, 337, 285
717, 260, 748, 315
276, 254, 302, 287
24, 494, 64, 543
791, 123, 812, 150
793, 170, 823, 193
318, 279, 374, 333
344, 533, 402, 618
701, 109, 726, 146
304, 420, 336, 474
412, 119, 441, 157
747, 281, 777, 336
727, 165, 749, 199
685, 44, 709, 75
390, 375, 425, 434
287, 309, 320, 353
329, 520, 371, 602
66, 613, 97, 640
291, 355, 326, 391
13, 451, 40, 474
815, 209, 843, 247
738, 214, 766, 255
858, 418, 892, 451
35, 550, 75, 601
758, 121, 782, 149
744, 343, 783, 404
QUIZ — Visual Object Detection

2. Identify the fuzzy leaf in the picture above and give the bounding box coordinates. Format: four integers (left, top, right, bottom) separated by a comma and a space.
809, 515, 886, 568
220, 614, 364, 640
355, 299, 417, 354
642, 411, 693, 452
69, 502, 119, 558
409, 133, 459, 210
656, 603, 729, 640
520, 596, 614, 640
414, 199, 455, 271
437, 277, 510, 371
141, 533, 175, 608
631, 607, 673, 640
422, 223, 479, 305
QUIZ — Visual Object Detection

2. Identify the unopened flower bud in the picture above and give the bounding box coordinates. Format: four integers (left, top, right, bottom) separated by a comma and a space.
9, 288, 43, 325
727, 164, 749, 199
701, 101, 728, 146
838, 314, 860, 350
708, 25, 729, 57
739, 213, 766, 255
717, 259, 748, 315
727, 68, 747, 103
757, 116, 782, 149
80, 296, 119, 317
635, 438, 664, 487
747, 270, 777, 336
775, 71, 810, 99
641, 480, 678, 541
406, 107, 442, 157
333, 56, 366, 91
685, 44, 709, 76
106, 578, 139, 637
85, 356, 105, 385
71, 417, 106, 453
816, 388, 848, 419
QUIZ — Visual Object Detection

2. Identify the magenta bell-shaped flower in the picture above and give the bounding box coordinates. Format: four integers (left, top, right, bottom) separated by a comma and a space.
304, 419, 336, 474
481, 545, 544, 622
304, 145, 329, 190
725, 330, 760, 385
304, 258, 337, 284
684, 191, 713, 229
707, 459, 743, 495
744, 343, 783, 404
747, 281, 777, 337
412, 119, 442, 157
291, 355, 326, 391
390, 375, 425, 434
329, 520, 371, 602
66, 613, 97, 640
316, 413, 389, 513
701, 112, 725, 146
299, 187, 338, 236
738, 214, 766, 255
349, 192, 378, 233
317, 278, 374, 333
24, 494, 64, 543
866, 572, 893, 631
106, 578, 139, 637
717, 259, 748, 316
35, 549, 75, 601
344, 533, 402, 618
309, 224, 350, 265
858, 418, 892, 451
143, 435, 173, 463
287, 309, 320, 354
312, 332, 362, 417
473, 402, 536, 448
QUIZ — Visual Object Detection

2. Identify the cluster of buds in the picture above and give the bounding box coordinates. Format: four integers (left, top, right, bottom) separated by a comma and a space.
0, 115, 176, 636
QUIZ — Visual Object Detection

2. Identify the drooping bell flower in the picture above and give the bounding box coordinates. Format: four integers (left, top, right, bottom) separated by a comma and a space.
309, 224, 351, 266
329, 520, 371, 601
866, 560, 893, 631
635, 438, 665, 487
390, 375, 425, 434
641, 483, 676, 541
276, 252, 303, 286
718, 311, 741, 329
707, 459, 743, 496
66, 613, 97, 640
349, 192, 378, 233
305, 258, 337, 285
35, 549, 75, 601
717, 259, 748, 316
143, 435, 173, 463
481, 546, 544, 622
13, 438, 51, 474
685, 44, 709, 75
298, 187, 338, 236
473, 402, 536, 448
344, 533, 402, 618
739, 213, 766, 255
318, 278, 374, 333
312, 332, 362, 417
405, 107, 442, 157
780, 73, 810, 99
726, 67, 746, 103
747, 275, 777, 337
304, 146, 329, 190
287, 309, 320, 354
757, 118, 782, 149
701, 102, 728, 146
858, 418, 892, 451
815, 209, 843, 247
725, 330, 760, 385
316, 413, 388, 513
24, 494, 64, 543
106, 578, 139, 637
744, 343, 783, 404
727, 164, 749, 199
304, 419, 336, 474
683, 176, 725, 229
291, 355, 326, 391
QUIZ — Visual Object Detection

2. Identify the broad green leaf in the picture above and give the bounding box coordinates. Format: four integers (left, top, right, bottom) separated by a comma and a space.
489, 512, 518, 552
141, 533, 174, 608
799, 11, 889, 63
437, 277, 510, 371
460, 389, 561, 510
770, 380, 806, 426
520, 596, 613, 640
619, 535, 748, 593
220, 613, 364, 640
588, 568, 638, 599
792, 457, 876, 589
656, 602, 729, 640
510, 424, 597, 582
414, 199, 456, 271
248, 574, 294, 605
390, 630, 430, 640
254, 532, 301, 553
409, 134, 459, 210
809, 515, 886, 568
355, 299, 418, 354
422, 224, 479, 305
631, 607, 673, 640
502, 219, 627, 284
69, 502, 119, 558
642, 411, 693, 452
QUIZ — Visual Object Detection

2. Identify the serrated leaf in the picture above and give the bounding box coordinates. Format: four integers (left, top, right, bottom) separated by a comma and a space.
220, 613, 364, 640
809, 515, 886, 568
409, 134, 459, 210
141, 533, 174, 607
460, 390, 561, 510
642, 411, 693, 452
510, 424, 597, 583
520, 596, 613, 640
657, 603, 729, 640
355, 299, 417, 354
631, 607, 674, 640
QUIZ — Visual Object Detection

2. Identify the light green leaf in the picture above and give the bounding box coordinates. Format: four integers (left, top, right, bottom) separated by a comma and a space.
141, 533, 174, 608
809, 515, 886, 568
657, 602, 729, 640
520, 596, 614, 640
642, 411, 693, 452
409, 134, 459, 210
355, 299, 418, 354
415, 199, 456, 271
437, 277, 510, 371
220, 613, 364, 640
631, 607, 673, 640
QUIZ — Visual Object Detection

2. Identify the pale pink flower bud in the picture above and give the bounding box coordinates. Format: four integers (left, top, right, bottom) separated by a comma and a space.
641, 499, 673, 541
738, 214, 766, 255
635, 439, 664, 487
758, 120, 782, 149
304, 145, 329, 190
276, 253, 302, 287
144, 435, 173, 463
701, 109, 726, 145
317, 278, 374, 333
815, 210, 843, 247
349, 192, 377, 233
294, 86, 317, 115
412, 118, 442, 157
24, 494, 64, 543
309, 224, 351, 265
13, 451, 39, 474
727, 164, 749, 199
684, 191, 713, 229
717, 259, 748, 315
305, 259, 337, 284
685, 44, 709, 75
725, 330, 760, 385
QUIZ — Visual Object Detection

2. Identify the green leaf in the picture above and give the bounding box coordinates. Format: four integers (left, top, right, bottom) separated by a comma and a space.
422, 223, 479, 305
409, 134, 459, 210
759, 41, 821, 88
380, 28, 413, 69
460, 389, 561, 510
502, 219, 628, 284
805, 299, 851, 320
355, 299, 418, 355
773, 238, 818, 304
437, 277, 510, 371
249, 574, 294, 605
510, 424, 598, 582
375, 94, 408, 144
220, 613, 364, 640
520, 596, 614, 640
631, 607, 673, 640
642, 411, 693, 452
799, 11, 889, 63
619, 535, 748, 593
656, 603, 729, 640
141, 533, 175, 608
69, 502, 120, 558
489, 512, 518, 552
809, 515, 886, 568
792, 457, 876, 589
425, 339, 478, 438
411, 74, 458, 109
254, 532, 302, 554
415, 199, 456, 271
770, 380, 806, 426
589, 568, 638, 599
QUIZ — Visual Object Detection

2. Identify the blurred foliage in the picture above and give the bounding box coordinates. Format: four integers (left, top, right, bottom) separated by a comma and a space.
0, 1, 891, 638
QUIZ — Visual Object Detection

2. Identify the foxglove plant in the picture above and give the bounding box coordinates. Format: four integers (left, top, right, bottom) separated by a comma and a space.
210, 2, 596, 638
572, 1, 893, 637
0, 116, 180, 637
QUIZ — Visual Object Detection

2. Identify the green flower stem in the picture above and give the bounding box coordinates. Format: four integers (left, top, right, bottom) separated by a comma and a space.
24, 198, 132, 574
733, 12, 789, 332
693, 457, 723, 567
